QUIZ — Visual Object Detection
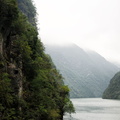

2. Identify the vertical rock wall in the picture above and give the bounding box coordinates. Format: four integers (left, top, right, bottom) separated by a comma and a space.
0, 33, 3, 56
0, 32, 23, 99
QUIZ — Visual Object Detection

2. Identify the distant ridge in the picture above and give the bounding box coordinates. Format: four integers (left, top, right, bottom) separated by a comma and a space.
102, 71, 120, 99
46, 44, 119, 98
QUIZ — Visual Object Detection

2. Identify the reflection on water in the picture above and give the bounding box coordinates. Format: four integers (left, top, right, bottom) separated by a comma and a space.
64, 98, 120, 120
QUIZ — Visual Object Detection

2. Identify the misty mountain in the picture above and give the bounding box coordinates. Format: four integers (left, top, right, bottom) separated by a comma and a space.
45, 44, 119, 98
113, 62, 120, 68
102, 71, 120, 99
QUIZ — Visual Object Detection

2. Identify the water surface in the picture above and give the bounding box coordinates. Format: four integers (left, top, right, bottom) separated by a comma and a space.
64, 98, 120, 120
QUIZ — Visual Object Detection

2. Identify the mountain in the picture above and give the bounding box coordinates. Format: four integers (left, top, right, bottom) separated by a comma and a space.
45, 44, 119, 98
0, 0, 74, 119
102, 71, 120, 99
113, 62, 120, 68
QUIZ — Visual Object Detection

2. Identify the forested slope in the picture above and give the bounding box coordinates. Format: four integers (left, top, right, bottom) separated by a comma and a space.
46, 44, 119, 98
102, 71, 120, 99
0, 0, 74, 119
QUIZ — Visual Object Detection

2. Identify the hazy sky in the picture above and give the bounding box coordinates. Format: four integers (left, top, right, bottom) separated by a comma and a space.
33, 0, 120, 63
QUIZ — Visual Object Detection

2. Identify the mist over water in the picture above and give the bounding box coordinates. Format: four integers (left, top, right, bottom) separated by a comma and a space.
64, 98, 120, 120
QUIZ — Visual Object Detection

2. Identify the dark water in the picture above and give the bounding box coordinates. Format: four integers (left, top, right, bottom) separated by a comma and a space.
64, 98, 120, 120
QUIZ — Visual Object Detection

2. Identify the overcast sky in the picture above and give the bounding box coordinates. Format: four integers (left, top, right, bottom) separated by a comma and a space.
33, 0, 120, 64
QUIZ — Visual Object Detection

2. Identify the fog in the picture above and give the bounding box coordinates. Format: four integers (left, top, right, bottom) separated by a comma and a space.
33, 0, 120, 64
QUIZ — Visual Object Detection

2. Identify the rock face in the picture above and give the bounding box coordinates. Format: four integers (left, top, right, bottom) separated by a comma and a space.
46, 44, 119, 98
0, 33, 23, 99
0, 33, 3, 56
102, 71, 120, 99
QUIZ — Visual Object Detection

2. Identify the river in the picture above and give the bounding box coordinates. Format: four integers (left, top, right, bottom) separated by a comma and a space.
64, 98, 120, 120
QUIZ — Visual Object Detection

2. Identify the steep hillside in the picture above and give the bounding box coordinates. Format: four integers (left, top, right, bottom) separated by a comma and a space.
0, 0, 74, 119
46, 44, 119, 98
17, 0, 36, 26
102, 71, 120, 99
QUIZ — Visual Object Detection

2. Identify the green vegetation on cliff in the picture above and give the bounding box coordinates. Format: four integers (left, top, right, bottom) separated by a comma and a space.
17, 0, 36, 26
102, 71, 120, 99
0, 0, 74, 119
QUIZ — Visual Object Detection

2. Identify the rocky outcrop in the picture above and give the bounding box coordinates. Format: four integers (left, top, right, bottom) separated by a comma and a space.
0, 33, 3, 57
0, 33, 23, 99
